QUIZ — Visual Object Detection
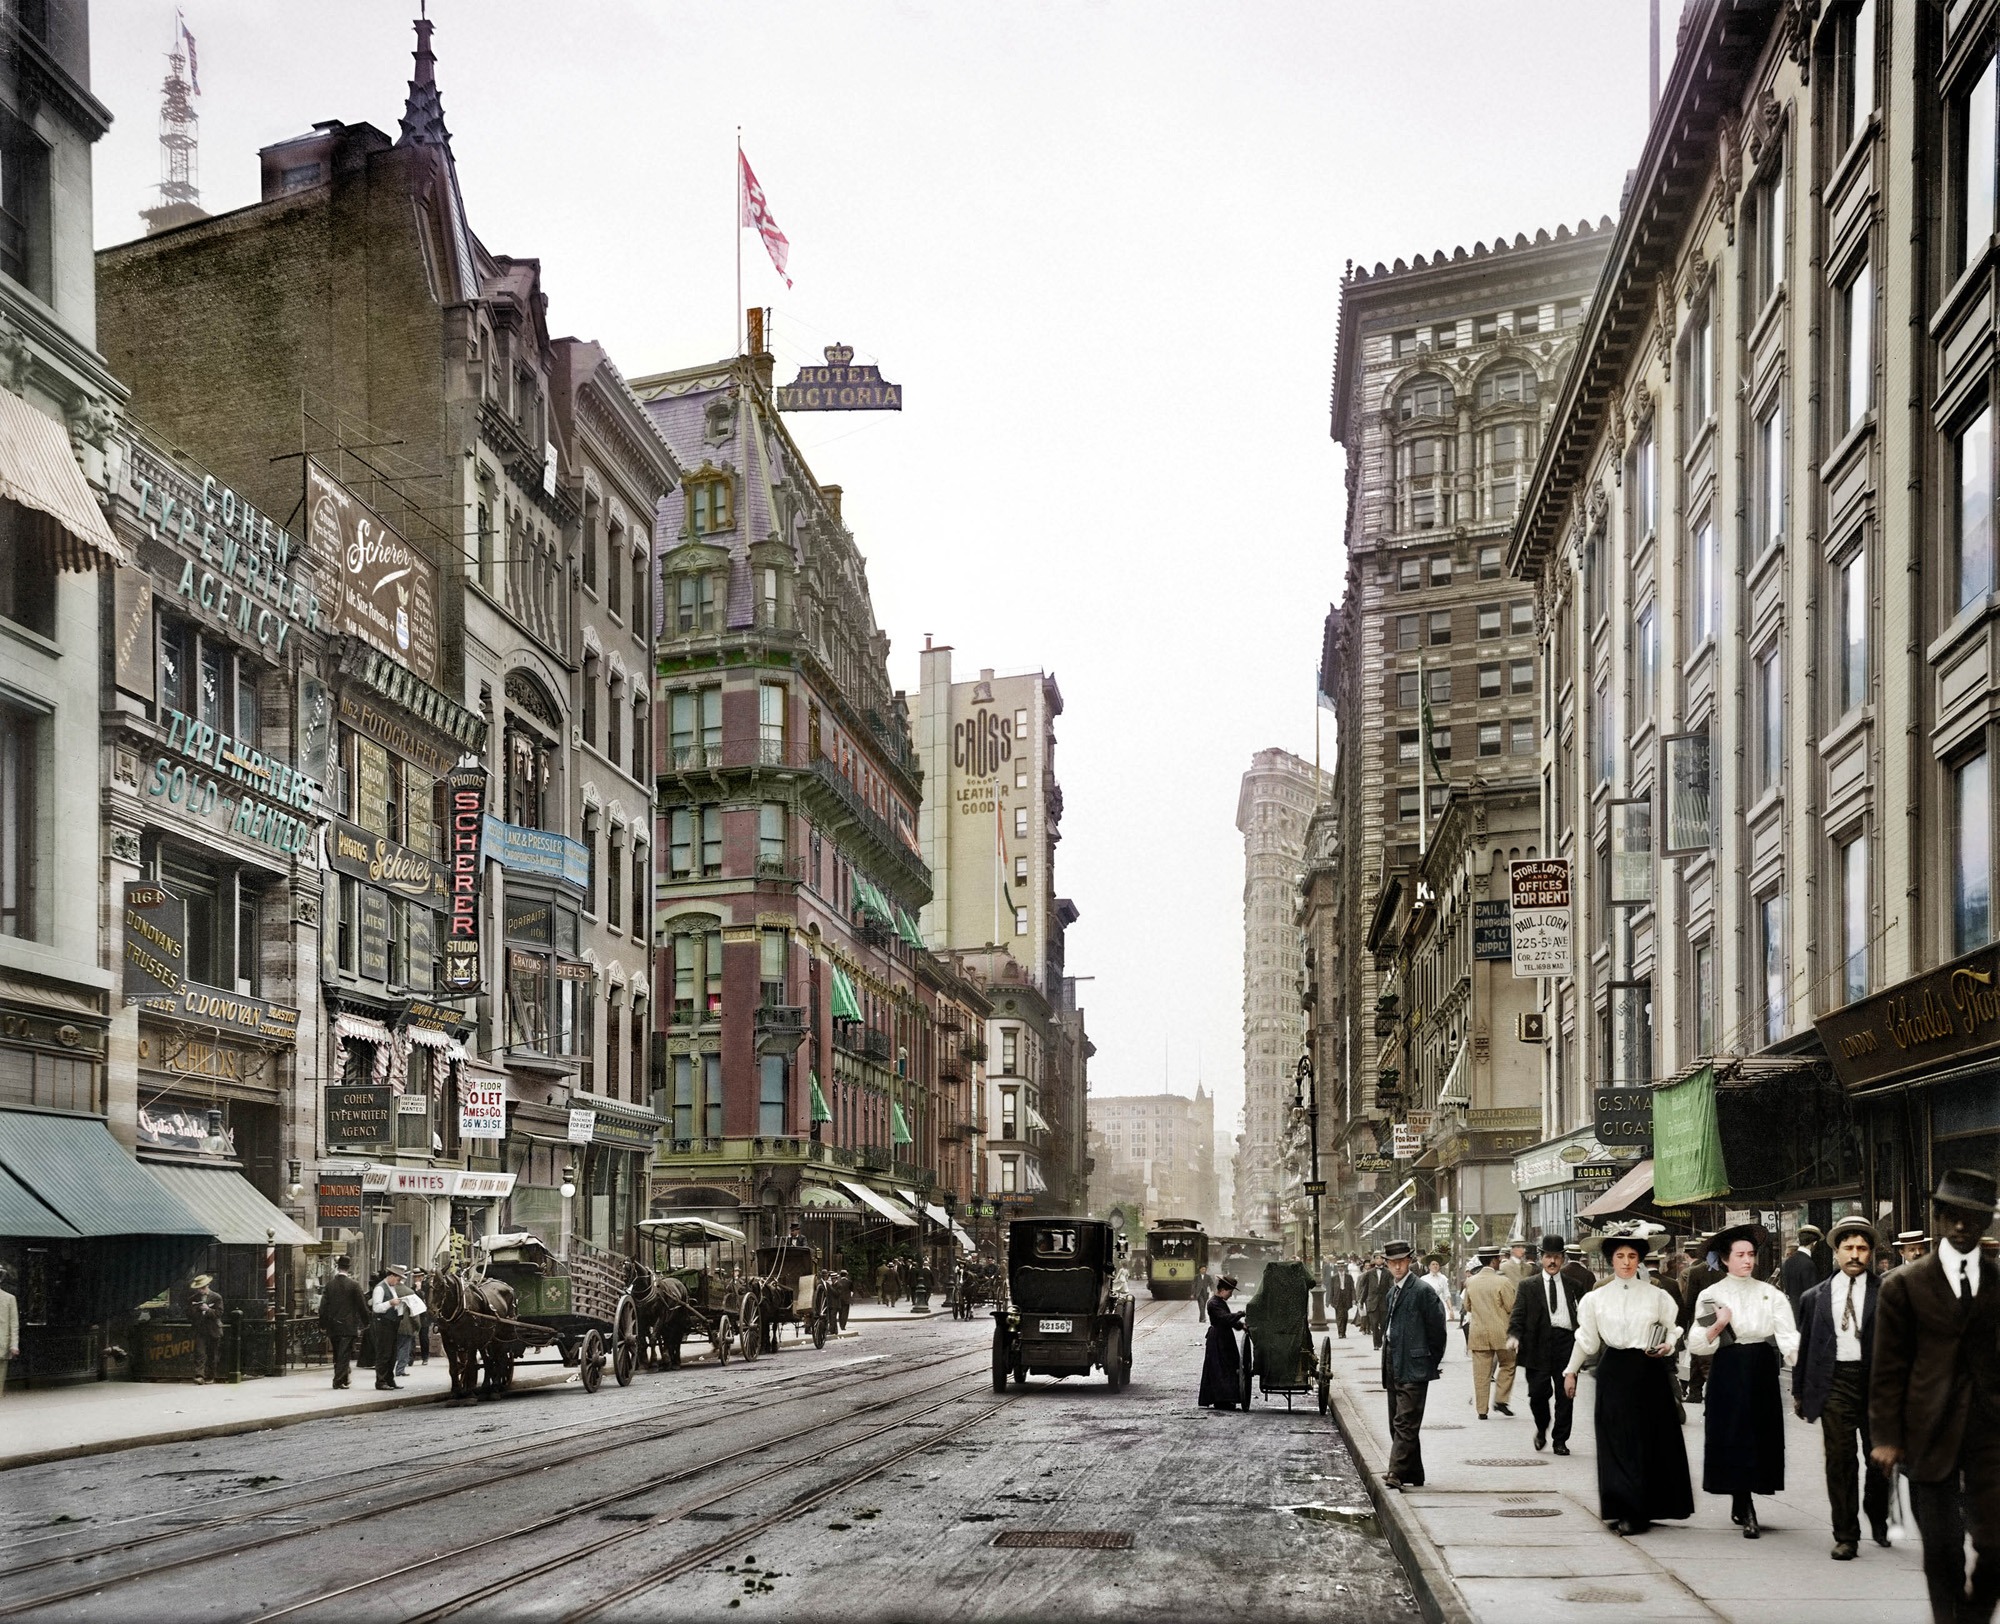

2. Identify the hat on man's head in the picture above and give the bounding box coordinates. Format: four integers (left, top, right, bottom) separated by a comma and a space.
1797, 1224, 1824, 1240
1383, 1239, 1415, 1260
1934, 1168, 1999, 1217
1828, 1216, 1878, 1250
1476, 1245, 1501, 1261
189, 1274, 213, 1289
1565, 1243, 1585, 1259
383, 1262, 406, 1278
1895, 1229, 1930, 1248
1539, 1234, 1567, 1256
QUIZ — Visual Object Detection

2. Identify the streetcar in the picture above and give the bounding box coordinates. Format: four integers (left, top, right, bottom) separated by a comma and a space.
1144, 1218, 1209, 1299
1212, 1233, 1282, 1295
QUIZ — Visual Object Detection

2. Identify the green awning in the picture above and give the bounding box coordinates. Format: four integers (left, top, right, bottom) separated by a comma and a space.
144, 1164, 318, 1247
894, 908, 926, 949
852, 878, 891, 924
809, 1072, 833, 1124
891, 1101, 913, 1147
0, 1159, 79, 1238
0, 1108, 210, 1238
830, 966, 864, 1023
1654, 1065, 1730, 1206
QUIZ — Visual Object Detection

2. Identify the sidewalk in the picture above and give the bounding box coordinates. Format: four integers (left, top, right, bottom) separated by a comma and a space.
1319, 1318, 1932, 1624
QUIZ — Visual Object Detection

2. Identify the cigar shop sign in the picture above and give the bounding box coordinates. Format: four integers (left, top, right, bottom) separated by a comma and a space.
1816, 938, 2000, 1089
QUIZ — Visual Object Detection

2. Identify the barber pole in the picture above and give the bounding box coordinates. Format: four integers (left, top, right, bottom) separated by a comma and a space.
265, 1239, 276, 1317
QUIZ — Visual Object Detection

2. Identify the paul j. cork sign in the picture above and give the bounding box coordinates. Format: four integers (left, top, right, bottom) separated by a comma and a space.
1816, 939, 2000, 1090
775, 345, 902, 412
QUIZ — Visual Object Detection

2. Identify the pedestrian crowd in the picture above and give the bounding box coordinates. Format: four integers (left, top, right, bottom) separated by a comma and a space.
312, 1257, 433, 1391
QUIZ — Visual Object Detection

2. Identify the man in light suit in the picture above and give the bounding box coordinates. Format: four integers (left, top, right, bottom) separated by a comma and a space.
1463, 1244, 1518, 1419
1795, 1217, 1890, 1560
0, 1264, 18, 1398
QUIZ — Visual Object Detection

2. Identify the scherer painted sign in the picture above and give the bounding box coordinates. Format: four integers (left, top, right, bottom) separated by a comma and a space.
774, 345, 902, 411
1816, 938, 2000, 1089
307, 459, 440, 686
442, 760, 488, 994
328, 819, 447, 908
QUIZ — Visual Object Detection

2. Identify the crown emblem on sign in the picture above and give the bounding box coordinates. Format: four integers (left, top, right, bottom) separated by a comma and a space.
823, 344, 854, 365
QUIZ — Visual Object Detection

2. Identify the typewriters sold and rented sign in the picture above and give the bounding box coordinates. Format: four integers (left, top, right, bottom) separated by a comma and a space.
1510, 859, 1574, 978
307, 459, 439, 686
441, 760, 488, 993
123, 883, 186, 1002
774, 344, 902, 411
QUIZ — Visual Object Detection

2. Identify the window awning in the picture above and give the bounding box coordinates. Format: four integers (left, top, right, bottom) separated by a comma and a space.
838, 1177, 916, 1227
0, 387, 128, 569
829, 967, 864, 1024
1023, 1104, 1051, 1133
1022, 1161, 1049, 1195
950, 1221, 977, 1253
1577, 1158, 1655, 1221
894, 908, 926, 949
143, 1164, 318, 1247
0, 1159, 80, 1238
808, 1072, 833, 1124
0, 1108, 209, 1238
853, 879, 893, 925
890, 1100, 913, 1146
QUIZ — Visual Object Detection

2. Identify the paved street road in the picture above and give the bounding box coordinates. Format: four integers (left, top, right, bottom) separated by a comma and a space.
0, 1299, 1418, 1622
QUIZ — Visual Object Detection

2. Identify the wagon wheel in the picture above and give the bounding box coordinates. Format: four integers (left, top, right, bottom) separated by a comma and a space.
1317, 1337, 1332, 1416
1239, 1337, 1253, 1411
580, 1329, 605, 1394
812, 1305, 829, 1350
737, 1294, 762, 1362
613, 1298, 639, 1387
712, 1315, 731, 1367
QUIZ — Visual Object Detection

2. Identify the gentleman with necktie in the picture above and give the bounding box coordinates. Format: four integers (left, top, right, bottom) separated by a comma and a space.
1795, 1217, 1890, 1560
1508, 1233, 1586, 1454
1871, 1169, 2000, 1623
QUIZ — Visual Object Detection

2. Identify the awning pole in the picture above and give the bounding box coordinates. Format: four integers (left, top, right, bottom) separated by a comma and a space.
1359, 1177, 1416, 1231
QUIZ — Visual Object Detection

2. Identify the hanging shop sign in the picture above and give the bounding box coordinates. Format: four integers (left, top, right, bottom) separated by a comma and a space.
122, 882, 187, 1002
357, 1167, 518, 1198
459, 1079, 506, 1139
483, 817, 590, 889
307, 459, 439, 685
1352, 1154, 1395, 1174
774, 344, 903, 411
147, 706, 323, 857
298, 673, 334, 788
1391, 1124, 1423, 1160
454, 1171, 516, 1200
140, 983, 300, 1046
402, 998, 470, 1036
1661, 732, 1714, 855
112, 566, 154, 701
1472, 900, 1512, 961
316, 1171, 364, 1226
567, 1106, 597, 1145
442, 762, 489, 994
324, 1084, 393, 1147
1610, 796, 1654, 905
328, 819, 447, 907
1593, 1087, 1654, 1151
1815, 937, 2000, 1090
1510, 859, 1573, 979
585, 1103, 661, 1151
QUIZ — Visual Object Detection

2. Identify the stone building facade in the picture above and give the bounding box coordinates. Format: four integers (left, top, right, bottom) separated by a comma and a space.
1087, 1088, 1219, 1233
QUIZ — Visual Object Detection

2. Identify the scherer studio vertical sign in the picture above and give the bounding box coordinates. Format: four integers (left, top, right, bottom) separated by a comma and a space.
442, 758, 488, 994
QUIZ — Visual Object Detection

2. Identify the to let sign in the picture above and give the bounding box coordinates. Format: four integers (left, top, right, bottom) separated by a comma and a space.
1593, 1088, 1654, 1150
1510, 859, 1574, 979
459, 1081, 505, 1139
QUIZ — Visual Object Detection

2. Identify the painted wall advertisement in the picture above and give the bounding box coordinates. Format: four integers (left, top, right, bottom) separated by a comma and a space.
1472, 899, 1512, 960
122, 882, 186, 1002
307, 459, 439, 686
1510, 859, 1574, 979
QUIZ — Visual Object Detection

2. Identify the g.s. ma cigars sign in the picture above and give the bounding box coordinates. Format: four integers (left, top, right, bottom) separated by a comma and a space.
1815, 943, 2000, 1089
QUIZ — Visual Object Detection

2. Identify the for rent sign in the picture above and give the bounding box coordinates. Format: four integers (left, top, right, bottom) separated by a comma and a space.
1510, 859, 1574, 979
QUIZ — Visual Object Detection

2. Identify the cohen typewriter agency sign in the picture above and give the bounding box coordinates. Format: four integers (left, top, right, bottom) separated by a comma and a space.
307, 460, 439, 685
1510, 859, 1574, 979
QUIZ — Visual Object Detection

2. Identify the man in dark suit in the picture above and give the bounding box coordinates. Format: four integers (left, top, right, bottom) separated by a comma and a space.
1379, 1237, 1447, 1491
1329, 1255, 1356, 1338
318, 1256, 368, 1390
1796, 1217, 1891, 1560
1560, 1242, 1596, 1298
1871, 1169, 2000, 1623
1361, 1252, 1391, 1349
1682, 1233, 1725, 1403
1783, 1224, 1826, 1320
1507, 1233, 1585, 1455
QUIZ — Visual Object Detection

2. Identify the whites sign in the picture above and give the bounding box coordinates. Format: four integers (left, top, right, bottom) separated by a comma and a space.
1510, 859, 1574, 978
459, 1082, 505, 1139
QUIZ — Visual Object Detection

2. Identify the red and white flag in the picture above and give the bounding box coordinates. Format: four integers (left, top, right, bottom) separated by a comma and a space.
739, 149, 792, 289
177, 10, 200, 94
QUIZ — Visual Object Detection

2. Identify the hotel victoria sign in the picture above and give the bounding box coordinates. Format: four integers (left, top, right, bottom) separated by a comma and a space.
775, 345, 903, 412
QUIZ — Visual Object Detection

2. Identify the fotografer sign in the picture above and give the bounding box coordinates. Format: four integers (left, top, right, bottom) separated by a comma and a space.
122, 883, 186, 1002
324, 1085, 392, 1148
774, 345, 902, 411
307, 459, 438, 685
442, 762, 488, 994
1593, 1087, 1654, 1150
1510, 859, 1573, 978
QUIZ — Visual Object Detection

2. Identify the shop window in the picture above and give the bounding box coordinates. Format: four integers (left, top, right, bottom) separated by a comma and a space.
759, 1054, 788, 1137
0, 698, 39, 941
0, 500, 53, 636
0, 1046, 95, 1113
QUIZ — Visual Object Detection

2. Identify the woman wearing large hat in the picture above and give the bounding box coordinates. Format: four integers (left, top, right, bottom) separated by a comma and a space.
1562, 1230, 1693, 1535
1685, 1222, 1800, 1537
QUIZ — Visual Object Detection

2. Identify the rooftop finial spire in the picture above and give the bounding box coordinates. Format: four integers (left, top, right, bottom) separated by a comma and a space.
396, 11, 450, 149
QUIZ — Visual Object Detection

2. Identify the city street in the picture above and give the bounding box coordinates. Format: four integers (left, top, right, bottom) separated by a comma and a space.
0, 1303, 1418, 1623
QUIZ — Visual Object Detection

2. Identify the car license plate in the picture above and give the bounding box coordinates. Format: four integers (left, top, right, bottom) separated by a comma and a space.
1038, 1318, 1072, 1334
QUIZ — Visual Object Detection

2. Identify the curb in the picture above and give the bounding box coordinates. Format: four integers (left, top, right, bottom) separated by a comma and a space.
0, 1326, 867, 1473
1318, 1366, 1477, 1624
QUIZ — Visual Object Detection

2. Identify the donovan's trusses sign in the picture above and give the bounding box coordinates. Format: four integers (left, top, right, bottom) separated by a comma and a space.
775, 344, 902, 412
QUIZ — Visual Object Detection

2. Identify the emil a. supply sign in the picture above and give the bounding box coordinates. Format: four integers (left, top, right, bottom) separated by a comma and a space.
1510, 859, 1574, 979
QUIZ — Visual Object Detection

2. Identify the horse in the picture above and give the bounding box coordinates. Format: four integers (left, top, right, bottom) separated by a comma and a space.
622, 1258, 691, 1371
428, 1267, 519, 1402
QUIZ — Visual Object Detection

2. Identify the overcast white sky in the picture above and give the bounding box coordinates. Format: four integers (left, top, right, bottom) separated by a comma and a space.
92, 1, 1682, 1138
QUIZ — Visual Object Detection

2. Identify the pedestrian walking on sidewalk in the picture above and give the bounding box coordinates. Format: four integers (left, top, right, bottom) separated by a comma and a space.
369, 1263, 409, 1390
1380, 1238, 1446, 1491
1794, 1217, 1891, 1560
1499, 1239, 1533, 1284
1685, 1223, 1799, 1539
1197, 1276, 1245, 1409
1869, 1168, 2000, 1624
1894, 1229, 1932, 1267
1682, 1234, 1724, 1403
1361, 1252, 1391, 1349
1563, 1233, 1691, 1537
1508, 1234, 1583, 1454
0, 1264, 18, 1398
187, 1274, 225, 1384
1561, 1243, 1596, 1298
318, 1256, 367, 1390
1330, 1254, 1355, 1339
1464, 1245, 1518, 1419
1421, 1255, 1453, 1322
1783, 1225, 1827, 1320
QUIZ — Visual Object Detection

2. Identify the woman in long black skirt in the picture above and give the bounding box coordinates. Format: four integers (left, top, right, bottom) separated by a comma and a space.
1197, 1275, 1245, 1408
1683, 1224, 1797, 1537
1563, 1234, 1693, 1536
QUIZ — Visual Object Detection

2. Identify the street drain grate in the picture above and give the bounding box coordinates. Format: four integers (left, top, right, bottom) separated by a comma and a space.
1494, 1508, 1564, 1518
1464, 1458, 1549, 1468
993, 1531, 1133, 1550
1563, 1587, 1644, 1604
1499, 1494, 1545, 1504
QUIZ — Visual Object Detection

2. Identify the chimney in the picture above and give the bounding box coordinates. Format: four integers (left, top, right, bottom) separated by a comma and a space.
746, 306, 774, 392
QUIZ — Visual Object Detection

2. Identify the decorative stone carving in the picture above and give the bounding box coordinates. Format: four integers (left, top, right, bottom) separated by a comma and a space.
1716, 113, 1742, 244
1629, 384, 1657, 434
109, 828, 141, 865
1608, 399, 1628, 484
1655, 277, 1675, 381
0, 318, 30, 394
1746, 92, 1785, 167
1681, 248, 1709, 308
1784, 0, 1820, 83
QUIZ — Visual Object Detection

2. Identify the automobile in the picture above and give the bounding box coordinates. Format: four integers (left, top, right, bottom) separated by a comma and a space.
991, 1216, 1133, 1391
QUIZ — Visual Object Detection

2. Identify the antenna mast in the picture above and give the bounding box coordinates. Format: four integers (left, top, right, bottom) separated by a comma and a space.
141, 17, 207, 234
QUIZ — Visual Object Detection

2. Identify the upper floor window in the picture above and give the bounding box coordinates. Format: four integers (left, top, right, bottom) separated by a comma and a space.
1634, 607, 1657, 721
689, 475, 733, 535
1427, 610, 1451, 646
1837, 548, 1869, 713
1754, 401, 1785, 558
1955, 405, 1994, 613
676, 573, 717, 634
0, 107, 50, 301
1631, 426, 1657, 538
1392, 613, 1419, 651
1400, 433, 1452, 530
1399, 557, 1422, 592
1430, 554, 1452, 588
1691, 516, 1718, 646
759, 802, 787, 871
1834, 0, 1877, 154
1746, 162, 1787, 311
1959, 56, 1998, 277
581, 499, 599, 593
670, 685, 723, 766
0, 698, 39, 941
1397, 376, 1452, 422
1955, 749, 1993, 955
1475, 364, 1536, 410
759, 682, 786, 759
1478, 545, 1502, 580
1683, 303, 1714, 427
1840, 258, 1874, 435
607, 525, 624, 618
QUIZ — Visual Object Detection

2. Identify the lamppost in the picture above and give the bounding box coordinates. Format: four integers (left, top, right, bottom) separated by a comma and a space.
1295, 1053, 1328, 1330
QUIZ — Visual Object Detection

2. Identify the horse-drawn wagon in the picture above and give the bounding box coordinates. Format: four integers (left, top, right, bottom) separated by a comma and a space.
428, 1232, 644, 1400
635, 1217, 765, 1366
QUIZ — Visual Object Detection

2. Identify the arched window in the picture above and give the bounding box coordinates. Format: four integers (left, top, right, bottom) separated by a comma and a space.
1475, 363, 1537, 409
1397, 375, 1453, 422
503, 670, 562, 829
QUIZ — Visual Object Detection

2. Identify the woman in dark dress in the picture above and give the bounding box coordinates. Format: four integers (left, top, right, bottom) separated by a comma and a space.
1198, 1275, 1244, 1408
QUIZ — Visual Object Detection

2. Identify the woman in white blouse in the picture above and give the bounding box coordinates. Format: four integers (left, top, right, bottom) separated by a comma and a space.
1563, 1233, 1694, 1536
1684, 1223, 1799, 1539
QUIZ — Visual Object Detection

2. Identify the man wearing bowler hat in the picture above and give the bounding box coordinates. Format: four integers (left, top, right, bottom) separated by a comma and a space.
1871, 1169, 2000, 1622
1379, 1237, 1447, 1491
1508, 1233, 1586, 1454
1795, 1216, 1891, 1559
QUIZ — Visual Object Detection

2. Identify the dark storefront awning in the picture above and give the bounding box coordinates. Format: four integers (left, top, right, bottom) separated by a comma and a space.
143, 1164, 317, 1247
0, 1160, 80, 1238
1577, 1159, 1655, 1221
0, 1109, 210, 1238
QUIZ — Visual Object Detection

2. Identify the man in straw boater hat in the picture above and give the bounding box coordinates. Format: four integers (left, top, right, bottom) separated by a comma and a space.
1872, 1169, 2000, 1623
1896, 1229, 1933, 1267
186, 1273, 224, 1384
1794, 1216, 1892, 1560
1378, 1238, 1447, 1491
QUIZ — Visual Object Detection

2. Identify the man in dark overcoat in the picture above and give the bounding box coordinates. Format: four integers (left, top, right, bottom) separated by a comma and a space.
1329, 1254, 1356, 1338
1361, 1252, 1391, 1348
1682, 1234, 1725, 1403
1508, 1233, 1586, 1455
1782, 1225, 1825, 1320
1561, 1243, 1596, 1298
1871, 1169, 2000, 1624
1379, 1238, 1446, 1491
1795, 1217, 1890, 1560
317, 1256, 368, 1390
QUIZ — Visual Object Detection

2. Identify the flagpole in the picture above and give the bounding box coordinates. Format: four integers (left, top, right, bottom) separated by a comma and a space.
734, 127, 743, 358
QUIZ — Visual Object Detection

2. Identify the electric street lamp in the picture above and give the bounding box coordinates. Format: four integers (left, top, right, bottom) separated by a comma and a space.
1295, 1053, 1328, 1330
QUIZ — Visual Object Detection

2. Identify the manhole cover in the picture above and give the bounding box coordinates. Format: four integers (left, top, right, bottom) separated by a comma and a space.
1563, 1587, 1643, 1603
1495, 1507, 1564, 1518
1464, 1458, 1550, 1468
993, 1530, 1134, 1550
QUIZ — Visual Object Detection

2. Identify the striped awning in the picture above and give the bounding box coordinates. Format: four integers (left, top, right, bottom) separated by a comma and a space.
0, 387, 127, 568
829, 966, 864, 1023
838, 1178, 916, 1227
143, 1163, 317, 1247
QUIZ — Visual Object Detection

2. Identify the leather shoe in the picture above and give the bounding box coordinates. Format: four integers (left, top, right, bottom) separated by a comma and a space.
1477, 1412, 1489, 1420
1553, 1442, 1570, 1456
1533, 1429, 1547, 1451
1742, 1510, 1760, 1540
1832, 1542, 1858, 1561
1493, 1403, 1514, 1417
1871, 1521, 1892, 1548
1611, 1519, 1649, 1536
1382, 1474, 1405, 1492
